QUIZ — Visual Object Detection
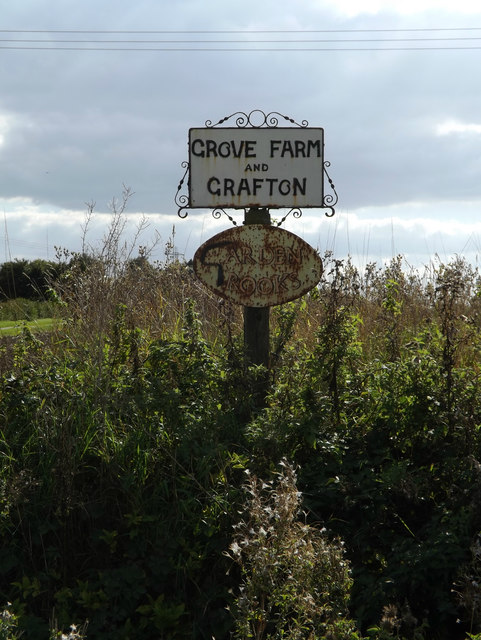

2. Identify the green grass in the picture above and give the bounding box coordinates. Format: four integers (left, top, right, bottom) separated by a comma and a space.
0, 317, 54, 335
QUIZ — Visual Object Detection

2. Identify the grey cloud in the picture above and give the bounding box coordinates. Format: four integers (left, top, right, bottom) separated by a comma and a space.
1, 0, 481, 266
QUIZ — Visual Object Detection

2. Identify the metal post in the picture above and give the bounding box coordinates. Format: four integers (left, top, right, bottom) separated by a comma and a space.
243, 207, 271, 370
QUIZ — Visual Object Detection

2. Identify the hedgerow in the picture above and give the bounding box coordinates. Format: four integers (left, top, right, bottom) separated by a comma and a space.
1, 206, 481, 638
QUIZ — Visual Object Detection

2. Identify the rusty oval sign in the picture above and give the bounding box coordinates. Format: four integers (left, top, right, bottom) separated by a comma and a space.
193, 224, 322, 307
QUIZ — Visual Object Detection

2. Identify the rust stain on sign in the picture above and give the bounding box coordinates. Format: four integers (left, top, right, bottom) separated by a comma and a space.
193, 225, 323, 307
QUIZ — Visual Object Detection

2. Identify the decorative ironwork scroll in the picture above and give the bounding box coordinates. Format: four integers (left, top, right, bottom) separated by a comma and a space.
212, 208, 238, 226
323, 161, 338, 218
205, 109, 308, 129
175, 161, 190, 219
274, 208, 302, 227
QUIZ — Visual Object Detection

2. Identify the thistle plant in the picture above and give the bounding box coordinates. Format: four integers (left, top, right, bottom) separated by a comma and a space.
226, 460, 359, 640
0, 603, 22, 640
49, 622, 88, 640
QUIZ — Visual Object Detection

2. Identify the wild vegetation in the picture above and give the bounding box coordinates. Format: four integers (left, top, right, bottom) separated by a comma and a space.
1, 208, 481, 638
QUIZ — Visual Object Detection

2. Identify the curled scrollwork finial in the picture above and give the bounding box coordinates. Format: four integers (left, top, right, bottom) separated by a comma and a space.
175, 161, 190, 218
212, 208, 238, 226
206, 110, 309, 129
274, 208, 303, 227
322, 161, 338, 217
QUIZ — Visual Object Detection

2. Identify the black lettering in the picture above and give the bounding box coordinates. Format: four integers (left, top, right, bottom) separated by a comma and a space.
191, 139, 205, 157
199, 241, 234, 286
266, 178, 277, 195
270, 140, 281, 157
224, 179, 235, 196
247, 163, 269, 172
237, 178, 251, 195
268, 138, 322, 158
230, 140, 244, 158
293, 178, 306, 196
207, 176, 221, 196
245, 141, 257, 157
281, 140, 294, 157
206, 176, 307, 200
206, 140, 217, 157
218, 141, 231, 158
193, 138, 258, 159
252, 178, 263, 195
295, 140, 306, 157
307, 139, 322, 157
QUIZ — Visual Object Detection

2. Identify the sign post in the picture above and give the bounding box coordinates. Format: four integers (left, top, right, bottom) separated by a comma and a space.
175, 110, 338, 393
243, 207, 271, 370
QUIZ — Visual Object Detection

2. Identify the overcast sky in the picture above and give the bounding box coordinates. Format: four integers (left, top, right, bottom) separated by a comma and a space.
1, 0, 481, 271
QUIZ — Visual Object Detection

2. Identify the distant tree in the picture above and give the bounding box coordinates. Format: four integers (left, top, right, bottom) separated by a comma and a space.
0, 260, 29, 298
0, 259, 66, 300
125, 254, 157, 276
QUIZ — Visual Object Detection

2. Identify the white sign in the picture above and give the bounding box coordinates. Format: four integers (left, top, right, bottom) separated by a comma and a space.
188, 127, 324, 209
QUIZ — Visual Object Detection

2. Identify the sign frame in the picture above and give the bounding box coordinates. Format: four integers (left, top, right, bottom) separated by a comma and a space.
188, 127, 325, 210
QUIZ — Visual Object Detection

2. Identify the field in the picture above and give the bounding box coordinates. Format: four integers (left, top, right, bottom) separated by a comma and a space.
0, 318, 54, 336
1, 239, 481, 639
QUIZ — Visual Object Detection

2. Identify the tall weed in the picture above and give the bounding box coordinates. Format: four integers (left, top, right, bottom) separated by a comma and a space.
226, 460, 359, 640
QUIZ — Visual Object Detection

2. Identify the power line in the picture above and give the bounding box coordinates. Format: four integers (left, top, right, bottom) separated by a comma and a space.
1, 27, 481, 33
2, 28, 481, 51
3, 37, 481, 43
2, 45, 481, 51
